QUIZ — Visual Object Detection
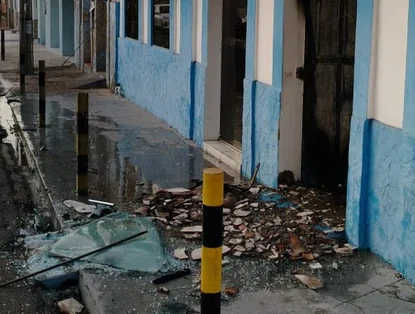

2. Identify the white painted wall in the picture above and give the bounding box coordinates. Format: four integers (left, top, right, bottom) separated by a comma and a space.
255, 0, 274, 85
120, 0, 125, 38
368, 0, 409, 128
204, 0, 223, 140
278, 0, 305, 180
142, 0, 148, 43
192, 0, 202, 62
174, 0, 180, 53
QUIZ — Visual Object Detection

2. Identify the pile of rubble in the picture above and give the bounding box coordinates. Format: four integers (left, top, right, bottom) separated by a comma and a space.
135, 184, 354, 262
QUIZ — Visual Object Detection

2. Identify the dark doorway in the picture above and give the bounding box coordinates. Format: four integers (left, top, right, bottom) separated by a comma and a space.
220, 0, 247, 150
301, 0, 357, 187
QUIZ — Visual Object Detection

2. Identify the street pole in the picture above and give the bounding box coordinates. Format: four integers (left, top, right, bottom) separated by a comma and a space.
19, 0, 25, 94
24, 0, 33, 74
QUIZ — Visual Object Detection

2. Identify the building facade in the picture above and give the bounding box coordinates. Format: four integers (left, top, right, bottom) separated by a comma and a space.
114, 0, 415, 284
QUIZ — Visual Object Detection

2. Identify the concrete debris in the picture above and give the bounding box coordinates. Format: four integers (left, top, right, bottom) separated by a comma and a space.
334, 246, 355, 256
174, 248, 188, 260
191, 248, 202, 261
165, 188, 192, 195
141, 183, 348, 262
332, 262, 339, 270
249, 187, 260, 194
234, 209, 251, 217
181, 226, 203, 233
223, 208, 231, 214
294, 274, 324, 290
57, 298, 84, 314
345, 243, 358, 251
309, 262, 323, 270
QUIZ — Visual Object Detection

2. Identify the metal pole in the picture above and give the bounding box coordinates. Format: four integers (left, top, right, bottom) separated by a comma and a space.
1, 29, 5, 61
19, 0, 25, 94
76, 92, 89, 195
24, 0, 33, 74
38, 60, 45, 127
201, 168, 224, 314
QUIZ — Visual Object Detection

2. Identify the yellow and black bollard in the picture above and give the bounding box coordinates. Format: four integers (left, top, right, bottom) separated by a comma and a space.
201, 168, 224, 314
76, 92, 89, 195
38, 60, 46, 128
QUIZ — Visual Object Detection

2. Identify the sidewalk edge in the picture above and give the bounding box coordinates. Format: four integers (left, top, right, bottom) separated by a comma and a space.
7, 101, 64, 230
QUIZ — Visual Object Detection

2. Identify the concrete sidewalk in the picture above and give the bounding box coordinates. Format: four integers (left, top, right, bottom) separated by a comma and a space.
2, 30, 415, 314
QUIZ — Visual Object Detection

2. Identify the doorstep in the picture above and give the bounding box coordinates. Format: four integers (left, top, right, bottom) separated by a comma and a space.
203, 140, 242, 176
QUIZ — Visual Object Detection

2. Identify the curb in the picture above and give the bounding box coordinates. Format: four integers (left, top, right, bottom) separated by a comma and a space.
7, 99, 64, 230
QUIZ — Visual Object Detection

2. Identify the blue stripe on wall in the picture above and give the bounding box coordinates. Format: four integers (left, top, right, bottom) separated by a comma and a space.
346, 0, 374, 248
242, 0, 283, 188
404, 0, 415, 135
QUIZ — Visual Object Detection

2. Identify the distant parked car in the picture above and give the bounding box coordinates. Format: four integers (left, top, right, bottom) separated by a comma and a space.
154, 4, 169, 29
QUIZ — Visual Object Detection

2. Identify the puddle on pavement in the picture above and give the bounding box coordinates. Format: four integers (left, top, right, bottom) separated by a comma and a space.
10, 94, 231, 210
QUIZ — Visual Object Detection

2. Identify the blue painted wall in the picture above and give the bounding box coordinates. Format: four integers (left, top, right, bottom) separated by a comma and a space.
117, 39, 194, 138
241, 0, 283, 188
365, 120, 415, 284
117, 0, 198, 140
46, 0, 60, 48
37, 0, 46, 45
346, 0, 374, 248
59, 0, 74, 56
345, 0, 415, 284
242, 80, 281, 187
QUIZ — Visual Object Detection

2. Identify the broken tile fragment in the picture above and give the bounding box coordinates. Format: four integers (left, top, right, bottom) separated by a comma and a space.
234, 245, 246, 252
183, 233, 201, 240
234, 209, 251, 217
166, 188, 192, 195
309, 262, 323, 270
228, 238, 244, 245
223, 208, 231, 215
294, 274, 324, 290
334, 246, 354, 256
233, 218, 244, 226
191, 248, 202, 260
174, 248, 188, 260
181, 226, 203, 233
173, 213, 188, 221
57, 298, 84, 314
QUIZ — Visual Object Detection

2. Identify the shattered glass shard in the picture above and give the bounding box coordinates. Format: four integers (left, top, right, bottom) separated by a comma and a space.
48, 213, 167, 273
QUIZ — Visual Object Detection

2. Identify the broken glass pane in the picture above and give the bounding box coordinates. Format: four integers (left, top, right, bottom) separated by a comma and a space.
48, 213, 167, 273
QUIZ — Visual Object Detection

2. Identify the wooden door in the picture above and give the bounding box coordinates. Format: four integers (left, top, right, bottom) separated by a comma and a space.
301, 0, 356, 186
